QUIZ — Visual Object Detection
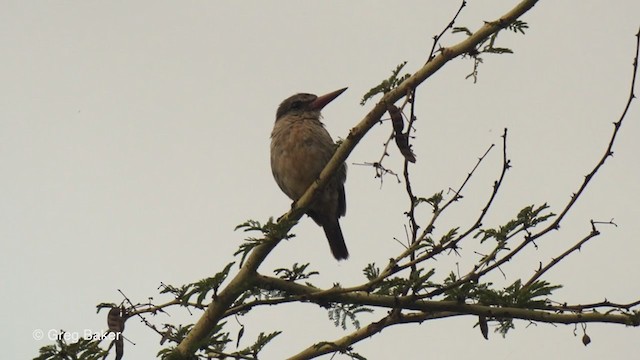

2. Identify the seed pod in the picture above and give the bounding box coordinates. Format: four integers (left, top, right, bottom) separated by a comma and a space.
107, 306, 125, 332
387, 104, 417, 163
388, 104, 404, 133
479, 315, 489, 340
107, 306, 126, 360
395, 133, 417, 163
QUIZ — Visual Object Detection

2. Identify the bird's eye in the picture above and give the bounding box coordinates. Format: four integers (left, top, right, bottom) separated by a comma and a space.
290, 101, 301, 109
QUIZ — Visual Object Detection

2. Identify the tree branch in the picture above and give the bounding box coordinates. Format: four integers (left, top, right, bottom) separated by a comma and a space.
256, 274, 640, 327
170, 1, 541, 358
288, 312, 453, 360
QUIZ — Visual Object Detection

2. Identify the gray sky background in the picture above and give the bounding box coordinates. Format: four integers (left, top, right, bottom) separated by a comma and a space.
2, 1, 640, 359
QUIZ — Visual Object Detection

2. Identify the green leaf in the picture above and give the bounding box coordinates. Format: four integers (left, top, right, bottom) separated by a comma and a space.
329, 303, 373, 330
452, 26, 473, 36
274, 263, 319, 281
361, 62, 410, 105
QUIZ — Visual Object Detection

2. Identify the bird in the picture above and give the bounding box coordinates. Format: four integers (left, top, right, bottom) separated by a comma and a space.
270, 87, 349, 260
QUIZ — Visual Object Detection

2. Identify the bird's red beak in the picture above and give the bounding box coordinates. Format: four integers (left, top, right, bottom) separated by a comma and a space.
309, 87, 348, 111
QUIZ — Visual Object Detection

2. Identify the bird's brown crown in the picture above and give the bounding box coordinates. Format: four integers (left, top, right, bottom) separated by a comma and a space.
275, 93, 318, 120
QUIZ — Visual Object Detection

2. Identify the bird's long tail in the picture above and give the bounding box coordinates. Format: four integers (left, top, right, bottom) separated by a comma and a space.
322, 220, 349, 260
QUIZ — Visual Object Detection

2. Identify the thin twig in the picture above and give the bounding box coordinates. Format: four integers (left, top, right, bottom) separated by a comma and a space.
523, 222, 600, 288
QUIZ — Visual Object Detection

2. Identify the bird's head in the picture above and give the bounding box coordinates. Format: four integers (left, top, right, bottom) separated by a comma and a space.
276, 87, 347, 121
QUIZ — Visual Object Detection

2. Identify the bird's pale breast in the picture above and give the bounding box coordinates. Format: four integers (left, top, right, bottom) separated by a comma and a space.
270, 117, 334, 201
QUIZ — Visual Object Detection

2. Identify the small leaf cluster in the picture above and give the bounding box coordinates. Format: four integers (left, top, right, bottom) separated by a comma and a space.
414, 191, 445, 212
506, 20, 529, 34
246, 331, 281, 356
442, 272, 561, 337
329, 303, 373, 330
274, 262, 319, 282
476, 279, 561, 337
363, 263, 409, 296
234, 218, 297, 267
476, 279, 561, 308
158, 323, 280, 360
452, 21, 529, 82
475, 204, 554, 244
160, 262, 235, 307
360, 62, 411, 105
364, 264, 436, 296
441, 272, 492, 303
34, 335, 108, 360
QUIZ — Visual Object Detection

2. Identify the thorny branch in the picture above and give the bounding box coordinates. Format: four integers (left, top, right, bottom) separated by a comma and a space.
421, 27, 640, 301
358, 0, 467, 185
172, 13, 639, 360
52, 4, 640, 360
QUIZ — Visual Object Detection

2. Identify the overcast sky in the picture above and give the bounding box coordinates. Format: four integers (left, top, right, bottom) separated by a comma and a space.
2, 1, 640, 359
